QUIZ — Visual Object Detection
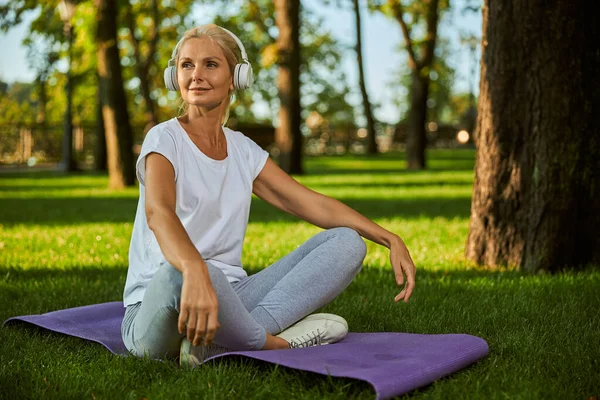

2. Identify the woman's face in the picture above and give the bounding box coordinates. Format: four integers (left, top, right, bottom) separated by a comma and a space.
177, 36, 234, 111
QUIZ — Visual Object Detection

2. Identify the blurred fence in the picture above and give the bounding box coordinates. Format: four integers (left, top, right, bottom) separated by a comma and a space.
0, 121, 473, 167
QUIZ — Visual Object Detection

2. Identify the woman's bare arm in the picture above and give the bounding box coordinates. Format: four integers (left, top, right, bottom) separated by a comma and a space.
253, 158, 416, 302
144, 152, 220, 345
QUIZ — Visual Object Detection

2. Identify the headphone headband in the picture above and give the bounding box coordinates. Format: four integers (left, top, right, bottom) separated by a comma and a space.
169, 26, 249, 65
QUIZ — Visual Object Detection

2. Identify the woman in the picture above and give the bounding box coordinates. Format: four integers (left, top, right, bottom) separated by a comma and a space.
121, 24, 416, 367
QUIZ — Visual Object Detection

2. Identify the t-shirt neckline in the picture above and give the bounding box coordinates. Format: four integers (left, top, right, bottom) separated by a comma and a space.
173, 117, 229, 165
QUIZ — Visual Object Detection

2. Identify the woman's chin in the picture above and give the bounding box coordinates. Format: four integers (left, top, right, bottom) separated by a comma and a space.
185, 99, 225, 112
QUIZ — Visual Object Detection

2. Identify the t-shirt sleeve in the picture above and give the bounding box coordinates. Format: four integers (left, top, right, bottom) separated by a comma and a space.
136, 126, 178, 186
243, 135, 270, 181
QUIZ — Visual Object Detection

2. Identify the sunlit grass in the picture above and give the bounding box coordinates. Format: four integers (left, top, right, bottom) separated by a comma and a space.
1, 149, 598, 399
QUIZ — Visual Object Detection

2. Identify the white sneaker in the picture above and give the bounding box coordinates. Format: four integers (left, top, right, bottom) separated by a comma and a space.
179, 338, 231, 368
276, 313, 348, 348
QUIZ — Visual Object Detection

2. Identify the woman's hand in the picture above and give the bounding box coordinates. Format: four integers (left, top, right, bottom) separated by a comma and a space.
178, 265, 221, 346
390, 237, 416, 303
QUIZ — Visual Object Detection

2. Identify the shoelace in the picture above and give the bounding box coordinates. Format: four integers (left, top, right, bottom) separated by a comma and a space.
288, 329, 323, 348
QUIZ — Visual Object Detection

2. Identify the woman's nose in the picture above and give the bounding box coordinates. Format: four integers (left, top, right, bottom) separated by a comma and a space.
192, 67, 205, 81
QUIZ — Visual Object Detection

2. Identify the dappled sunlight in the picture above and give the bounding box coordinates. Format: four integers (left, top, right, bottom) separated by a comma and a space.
299, 172, 474, 189
0, 223, 132, 270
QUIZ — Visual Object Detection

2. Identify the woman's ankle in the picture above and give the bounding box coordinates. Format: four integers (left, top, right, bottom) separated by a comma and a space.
262, 333, 290, 350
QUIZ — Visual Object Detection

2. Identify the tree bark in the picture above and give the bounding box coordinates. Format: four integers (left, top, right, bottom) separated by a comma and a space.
94, 71, 107, 171
352, 0, 377, 154
95, 0, 135, 188
466, 0, 600, 272
35, 75, 51, 156
406, 70, 428, 169
275, 0, 303, 174
62, 24, 78, 172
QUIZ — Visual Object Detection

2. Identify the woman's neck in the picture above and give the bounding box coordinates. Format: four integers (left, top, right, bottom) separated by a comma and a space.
178, 107, 225, 146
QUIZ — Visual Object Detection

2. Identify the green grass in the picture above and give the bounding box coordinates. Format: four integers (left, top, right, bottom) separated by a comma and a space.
0, 149, 598, 399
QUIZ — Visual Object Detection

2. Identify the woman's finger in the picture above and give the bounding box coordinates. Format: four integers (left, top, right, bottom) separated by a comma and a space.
204, 312, 220, 345
193, 313, 208, 346
178, 308, 189, 335
186, 313, 198, 343
395, 288, 406, 302
395, 270, 405, 286
403, 280, 415, 302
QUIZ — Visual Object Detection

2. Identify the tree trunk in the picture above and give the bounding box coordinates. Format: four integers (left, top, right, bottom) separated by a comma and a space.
388, 0, 440, 170
95, 0, 135, 188
352, 0, 377, 154
466, 0, 600, 272
139, 69, 158, 135
35, 75, 51, 156
406, 70, 428, 169
62, 24, 78, 172
94, 71, 107, 171
275, 0, 303, 174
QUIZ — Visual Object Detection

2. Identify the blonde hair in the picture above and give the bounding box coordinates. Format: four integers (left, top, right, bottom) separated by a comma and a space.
173, 24, 240, 125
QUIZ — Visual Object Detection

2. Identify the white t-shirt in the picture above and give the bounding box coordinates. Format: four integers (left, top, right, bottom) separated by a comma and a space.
123, 117, 270, 307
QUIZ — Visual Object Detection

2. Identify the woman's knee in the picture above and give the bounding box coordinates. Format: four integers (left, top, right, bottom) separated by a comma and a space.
205, 262, 230, 287
332, 227, 367, 264
150, 263, 183, 293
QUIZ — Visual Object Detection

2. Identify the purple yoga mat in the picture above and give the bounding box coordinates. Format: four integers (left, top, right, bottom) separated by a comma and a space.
4, 302, 488, 399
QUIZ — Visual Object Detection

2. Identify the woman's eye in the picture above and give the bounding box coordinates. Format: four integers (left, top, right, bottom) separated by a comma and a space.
182, 62, 192, 68
207, 62, 218, 68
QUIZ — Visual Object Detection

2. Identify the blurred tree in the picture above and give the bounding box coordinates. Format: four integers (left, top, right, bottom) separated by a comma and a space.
390, 35, 455, 126
0, 83, 37, 125
274, 0, 302, 174
119, 0, 197, 127
326, 0, 378, 154
212, 1, 356, 161
372, 0, 448, 169
94, 70, 107, 170
466, 0, 600, 272
95, 0, 135, 188
1, 0, 354, 169
24, 33, 59, 155
1, 0, 97, 167
123, 0, 159, 134
351, 0, 377, 154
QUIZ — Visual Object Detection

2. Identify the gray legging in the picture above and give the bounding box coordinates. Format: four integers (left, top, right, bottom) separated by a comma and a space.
121, 227, 367, 359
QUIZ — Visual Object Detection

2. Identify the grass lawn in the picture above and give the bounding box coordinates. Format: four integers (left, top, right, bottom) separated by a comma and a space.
0, 149, 598, 399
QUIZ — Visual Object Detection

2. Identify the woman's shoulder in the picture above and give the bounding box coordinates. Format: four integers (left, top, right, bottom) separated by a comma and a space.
224, 126, 258, 147
143, 118, 180, 143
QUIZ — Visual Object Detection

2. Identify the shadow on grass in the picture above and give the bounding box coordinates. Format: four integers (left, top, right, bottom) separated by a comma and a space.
0, 169, 107, 179
305, 181, 473, 189
305, 164, 475, 175
0, 184, 107, 192
0, 196, 139, 226
0, 265, 513, 318
0, 195, 471, 226
0, 264, 536, 322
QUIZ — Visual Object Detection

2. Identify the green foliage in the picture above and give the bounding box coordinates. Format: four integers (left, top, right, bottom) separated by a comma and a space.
0, 82, 37, 125
116, 0, 197, 125
1, 0, 476, 140
209, 0, 357, 129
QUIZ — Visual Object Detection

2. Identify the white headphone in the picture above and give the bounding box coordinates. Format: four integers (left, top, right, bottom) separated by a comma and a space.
163, 26, 253, 91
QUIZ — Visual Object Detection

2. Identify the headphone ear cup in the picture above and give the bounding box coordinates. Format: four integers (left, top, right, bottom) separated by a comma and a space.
164, 66, 179, 91
234, 62, 253, 90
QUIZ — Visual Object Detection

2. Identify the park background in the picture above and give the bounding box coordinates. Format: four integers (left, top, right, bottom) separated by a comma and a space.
0, 0, 598, 399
